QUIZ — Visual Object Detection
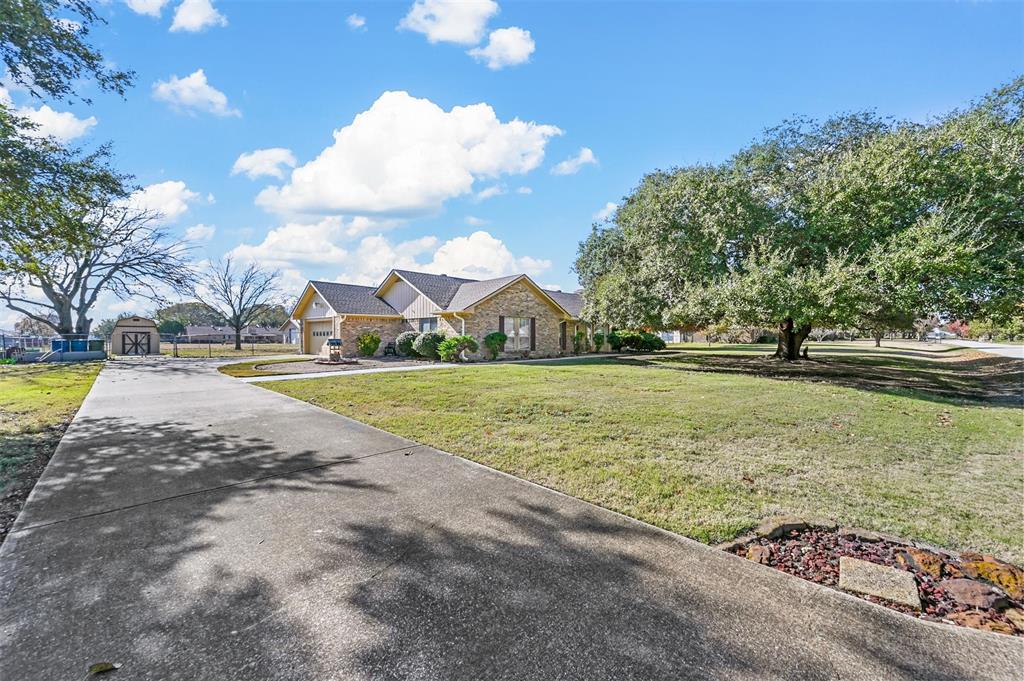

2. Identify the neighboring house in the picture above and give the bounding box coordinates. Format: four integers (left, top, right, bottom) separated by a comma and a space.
183, 325, 285, 343
279, 319, 301, 345
289, 269, 594, 358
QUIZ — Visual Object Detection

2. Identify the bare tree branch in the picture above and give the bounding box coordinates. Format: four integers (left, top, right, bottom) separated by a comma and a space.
193, 257, 280, 350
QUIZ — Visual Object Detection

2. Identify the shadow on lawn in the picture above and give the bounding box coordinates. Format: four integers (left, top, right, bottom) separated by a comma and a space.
609, 351, 1024, 407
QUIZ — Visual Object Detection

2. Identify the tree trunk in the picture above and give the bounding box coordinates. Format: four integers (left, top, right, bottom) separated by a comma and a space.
774, 318, 811, 361
234, 330, 242, 350
873, 330, 883, 347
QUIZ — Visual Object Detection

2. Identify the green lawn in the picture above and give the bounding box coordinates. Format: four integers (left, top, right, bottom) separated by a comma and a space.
267, 347, 1024, 562
0, 362, 102, 541
217, 357, 311, 377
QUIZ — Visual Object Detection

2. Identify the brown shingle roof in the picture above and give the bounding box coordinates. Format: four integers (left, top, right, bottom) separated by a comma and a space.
392, 269, 477, 308
311, 281, 400, 316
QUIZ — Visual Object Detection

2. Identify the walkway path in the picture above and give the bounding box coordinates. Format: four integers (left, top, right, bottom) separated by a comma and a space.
1, 359, 1020, 679
945, 339, 1024, 359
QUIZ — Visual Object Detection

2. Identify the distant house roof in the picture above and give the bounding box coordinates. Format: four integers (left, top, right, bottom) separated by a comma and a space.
185, 325, 231, 337
444, 275, 522, 312
310, 281, 400, 316
392, 269, 477, 308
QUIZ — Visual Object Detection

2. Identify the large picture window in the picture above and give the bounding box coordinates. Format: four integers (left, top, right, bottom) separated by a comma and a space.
504, 316, 532, 351
418, 317, 438, 332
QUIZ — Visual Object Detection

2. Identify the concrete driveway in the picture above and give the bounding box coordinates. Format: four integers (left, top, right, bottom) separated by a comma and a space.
945, 339, 1024, 360
1, 359, 1021, 680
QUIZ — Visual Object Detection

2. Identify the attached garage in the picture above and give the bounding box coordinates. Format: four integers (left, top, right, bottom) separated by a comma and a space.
305, 320, 332, 355
111, 316, 160, 356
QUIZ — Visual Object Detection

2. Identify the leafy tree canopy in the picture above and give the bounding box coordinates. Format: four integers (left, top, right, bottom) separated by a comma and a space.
575, 78, 1024, 359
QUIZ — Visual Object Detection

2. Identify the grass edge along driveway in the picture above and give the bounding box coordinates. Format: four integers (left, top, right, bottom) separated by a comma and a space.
266, 350, 1023, 563
0, 361, 102, 543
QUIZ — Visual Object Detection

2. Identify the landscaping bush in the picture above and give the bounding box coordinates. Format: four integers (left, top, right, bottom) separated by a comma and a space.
356, 332, 381, 357
412, 331, 446, 360
483, 331, 507, 360
572, 330, 590, 355
613, 330, 666, 352
438, 335, 479, 362
593, 331, 605, 351
608, 331, 623, 351
396, 330, 419, 356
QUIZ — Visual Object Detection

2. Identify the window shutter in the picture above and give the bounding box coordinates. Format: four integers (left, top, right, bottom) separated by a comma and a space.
530, 317, 536, 350
498, 315, 505, 335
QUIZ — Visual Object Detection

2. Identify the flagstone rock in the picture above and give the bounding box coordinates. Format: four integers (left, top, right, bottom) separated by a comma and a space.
896, 547, 945, 580
959, 552, 1024, 600
947, 611, 1016, 635
838, 557, 922, 610
939, 578, 1010, 611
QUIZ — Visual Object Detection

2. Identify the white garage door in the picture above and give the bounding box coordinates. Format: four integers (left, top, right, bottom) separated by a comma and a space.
308, 321, 332, 354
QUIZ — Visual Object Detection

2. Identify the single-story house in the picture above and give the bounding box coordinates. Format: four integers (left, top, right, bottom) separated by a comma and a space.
279, 319, 301, 345
183, 325, 285, 343
289, 269, 596, 359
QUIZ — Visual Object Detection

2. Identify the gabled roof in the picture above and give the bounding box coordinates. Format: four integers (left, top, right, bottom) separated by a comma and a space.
310, 281, 400, 316
444, 274, 522, 312
544, 290, 583, 318
388, 269, 477, 308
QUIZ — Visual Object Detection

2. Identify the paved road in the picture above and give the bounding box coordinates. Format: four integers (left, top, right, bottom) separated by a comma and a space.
945, 339, 1024, 360
1, 359, 1021, 680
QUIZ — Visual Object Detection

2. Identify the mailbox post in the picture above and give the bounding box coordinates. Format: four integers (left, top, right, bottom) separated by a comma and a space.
326, 338, 343, 363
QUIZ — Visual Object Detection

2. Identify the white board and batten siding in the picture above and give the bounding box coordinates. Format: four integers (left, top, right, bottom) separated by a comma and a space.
302, 291, 333, 320
381, 279, 438, 319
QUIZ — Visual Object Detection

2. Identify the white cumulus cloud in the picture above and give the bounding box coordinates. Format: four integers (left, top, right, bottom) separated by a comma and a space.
256, 91, 561, 217
0, 86, 96, 141
515, 186, 532, 195
130, 181, 199, 223
468, 27, 534, 69
593, 202, 617, 221
464, 216, 488, 226
125, 0, 171, 17
551, 146, 597, 175
152, 69, 239, 117
229, 225, 551, 290
170, 0, 227, 32
229, 217, 351, 269
428, 231, 550, 279
347, 14, 366, 30
231, 148, 297, 180
398, 0, 498, 45
474, 185, 504, 201
184, 223, 216, 242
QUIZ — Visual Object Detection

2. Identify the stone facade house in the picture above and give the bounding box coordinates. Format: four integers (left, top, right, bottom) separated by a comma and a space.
289, 269, 595, 359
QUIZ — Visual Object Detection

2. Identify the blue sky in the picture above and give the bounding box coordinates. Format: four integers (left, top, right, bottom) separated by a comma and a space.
3, 0, 1022, 323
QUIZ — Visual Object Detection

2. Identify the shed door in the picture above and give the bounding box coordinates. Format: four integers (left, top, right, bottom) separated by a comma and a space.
122, 332, 151, 355
308, 321, 332, 354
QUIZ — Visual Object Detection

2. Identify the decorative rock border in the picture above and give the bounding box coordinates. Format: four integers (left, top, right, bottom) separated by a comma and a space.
719, 517, 1023, 636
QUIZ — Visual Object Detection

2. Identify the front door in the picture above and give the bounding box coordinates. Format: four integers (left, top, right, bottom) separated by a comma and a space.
123, 332, 150, 355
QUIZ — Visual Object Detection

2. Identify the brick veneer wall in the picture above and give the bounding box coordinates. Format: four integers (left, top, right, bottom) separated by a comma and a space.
456, 280, 569, 360
326, 317, 413, 358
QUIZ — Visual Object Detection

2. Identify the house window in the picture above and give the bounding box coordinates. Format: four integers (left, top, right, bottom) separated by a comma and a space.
504, 316, 532, 351
418, 317, 438, 332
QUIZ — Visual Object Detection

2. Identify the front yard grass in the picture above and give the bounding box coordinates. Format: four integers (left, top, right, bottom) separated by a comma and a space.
218, 357, 312, 378
0, 361, 101, 542
267, 349, 1024, 562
